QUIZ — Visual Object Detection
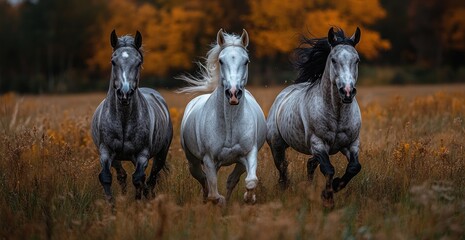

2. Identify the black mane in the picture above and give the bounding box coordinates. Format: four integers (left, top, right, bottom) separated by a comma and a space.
292, 28, 355, 85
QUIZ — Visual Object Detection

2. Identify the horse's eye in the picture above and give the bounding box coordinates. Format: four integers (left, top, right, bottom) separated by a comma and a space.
219, 59, 223, 65
111, 60, 116, 66
331, 58, 337, 64
244, 60, 250, 66
355, 58, 360, 64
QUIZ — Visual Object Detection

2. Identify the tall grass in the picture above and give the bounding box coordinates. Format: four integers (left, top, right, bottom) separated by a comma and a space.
1, 86, 464, 239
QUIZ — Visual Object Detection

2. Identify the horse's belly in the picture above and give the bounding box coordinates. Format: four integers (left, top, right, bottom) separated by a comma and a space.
285, 137, 312, 155
278, 120, 312, 155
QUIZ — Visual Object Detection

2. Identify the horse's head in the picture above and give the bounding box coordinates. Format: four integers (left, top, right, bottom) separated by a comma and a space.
110, 30, 143, 106
327, 27, 361, 104
217, 29, 250, 105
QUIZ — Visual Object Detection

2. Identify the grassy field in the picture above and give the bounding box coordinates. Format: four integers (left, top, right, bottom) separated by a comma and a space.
1, 84, 465, 239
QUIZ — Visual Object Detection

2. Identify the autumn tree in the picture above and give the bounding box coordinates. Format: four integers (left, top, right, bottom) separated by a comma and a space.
87, 0, 204, 77
244, 0, 390, 60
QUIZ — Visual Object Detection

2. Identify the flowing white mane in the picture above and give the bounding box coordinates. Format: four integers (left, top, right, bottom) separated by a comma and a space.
178, 32, 246, 93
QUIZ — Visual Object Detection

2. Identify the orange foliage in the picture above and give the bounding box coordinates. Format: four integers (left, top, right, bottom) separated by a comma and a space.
245, 0, 390, 59
87, 0, 203, 76
442, 8, 465, 51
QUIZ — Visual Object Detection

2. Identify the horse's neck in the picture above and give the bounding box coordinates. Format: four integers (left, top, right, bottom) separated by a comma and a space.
107, 89, 143, 123
213, 85, 245, 143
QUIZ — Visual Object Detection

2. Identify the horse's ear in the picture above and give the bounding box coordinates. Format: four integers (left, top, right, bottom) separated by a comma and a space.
240, 29, 249, 48
217, 28, 225, 47
350, 27, 361, 46
134, 31, 142, 49
110, 29, 118, 49
327, 27, 337, 46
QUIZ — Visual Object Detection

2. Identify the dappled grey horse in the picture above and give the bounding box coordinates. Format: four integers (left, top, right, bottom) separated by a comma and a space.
267, 27, 362, 208
91, 30, 173, 202
179, 29, 266, 205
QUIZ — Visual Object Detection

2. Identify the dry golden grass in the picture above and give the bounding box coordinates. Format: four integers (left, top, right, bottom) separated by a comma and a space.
1, 84, 465, 239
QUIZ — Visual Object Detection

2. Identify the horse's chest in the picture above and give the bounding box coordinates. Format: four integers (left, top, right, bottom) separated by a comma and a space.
108, 125, 149, 157
326, 124, 357, 153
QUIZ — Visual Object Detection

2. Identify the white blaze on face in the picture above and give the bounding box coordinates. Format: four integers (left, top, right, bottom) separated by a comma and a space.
122, 51, 129, 58
122, 71, 130, 93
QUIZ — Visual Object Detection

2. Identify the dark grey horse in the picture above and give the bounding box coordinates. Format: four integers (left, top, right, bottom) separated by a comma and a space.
91, 30, 173, 202
267, 27, 362, 208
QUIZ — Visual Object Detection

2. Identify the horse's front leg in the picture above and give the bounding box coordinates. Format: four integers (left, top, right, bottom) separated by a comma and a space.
98, 146, 115, 203
112, 160, 127, 195
203, 155, 225, 206
226, 163, 246, 201
333, 147, 361, 192
132, 149, 150, 200
241, 146, 259, 205
312, 137, 335, 208
314, 150, 335, 209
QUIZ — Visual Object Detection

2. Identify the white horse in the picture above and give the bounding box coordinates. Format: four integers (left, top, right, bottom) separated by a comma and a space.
178, 29, 266, 205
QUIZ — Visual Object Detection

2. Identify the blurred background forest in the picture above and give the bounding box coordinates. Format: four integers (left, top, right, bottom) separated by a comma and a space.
0, 0, 464, 93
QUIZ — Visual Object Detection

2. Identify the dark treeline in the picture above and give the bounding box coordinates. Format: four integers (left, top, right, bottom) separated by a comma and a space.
0, 0, 464, 93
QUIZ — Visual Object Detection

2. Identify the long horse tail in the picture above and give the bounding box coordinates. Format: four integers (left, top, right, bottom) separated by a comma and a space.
176, 61, 218, 93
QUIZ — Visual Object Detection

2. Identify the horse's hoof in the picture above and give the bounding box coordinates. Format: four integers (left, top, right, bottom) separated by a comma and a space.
243, 191, 256, 205
105, 195, 114, 203
143, 187, 155, 200
321, 191, 334, 209
135, 192, 142, 200
278, 179, 289, 190
307, 175, 314, 183
208, 196, 226, 206
332, 177, 345, 192
104, 195, 115, 207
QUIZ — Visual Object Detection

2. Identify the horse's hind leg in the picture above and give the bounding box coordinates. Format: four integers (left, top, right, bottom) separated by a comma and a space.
226, 163, 246, 201
112, 160, 127, 195
307, 157, 319, 183
145, 146, 169, 199
241, 146, 259, 204
268, 137, 289, 189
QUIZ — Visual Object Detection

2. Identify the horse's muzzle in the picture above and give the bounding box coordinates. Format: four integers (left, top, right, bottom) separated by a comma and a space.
225, 87, 243, 105
116, 88, 134, 106
339, 86, 357, 104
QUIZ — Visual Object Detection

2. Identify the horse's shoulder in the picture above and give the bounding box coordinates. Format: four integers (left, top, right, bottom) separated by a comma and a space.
183, 94, 210, 124
139, 87, 164, 103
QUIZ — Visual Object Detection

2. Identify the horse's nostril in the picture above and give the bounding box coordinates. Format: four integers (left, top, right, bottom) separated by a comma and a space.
116, 89, 122, 96
352, 88, 357, 96
225, 89, 231, 98
237, 89, 243, 99
338, 87, 345, 95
